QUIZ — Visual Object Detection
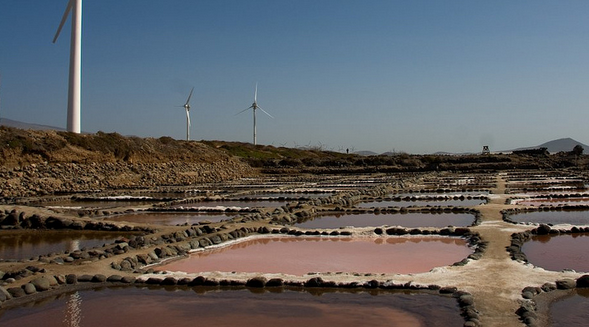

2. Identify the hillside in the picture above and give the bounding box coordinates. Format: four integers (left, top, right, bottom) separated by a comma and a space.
0, 127, 254, 197
0, 126, 588, 197
512, 137, 588, 153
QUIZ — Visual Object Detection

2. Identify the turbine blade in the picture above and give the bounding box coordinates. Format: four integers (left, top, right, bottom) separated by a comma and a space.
254, 83, 258, 103
259, 107, 274, 119
53, 0, 74, 43
235, 106, 253, 116
185, 87, 194, 105
186, 110, 191, 127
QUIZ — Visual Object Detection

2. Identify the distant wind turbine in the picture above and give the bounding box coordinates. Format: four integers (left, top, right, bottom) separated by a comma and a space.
53, 0, 82, 133
236, 83, 273, 145
177, 87, 194, 141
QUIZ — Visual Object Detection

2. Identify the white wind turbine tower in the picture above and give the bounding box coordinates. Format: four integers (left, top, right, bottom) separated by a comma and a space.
178, 87, 194, 141
237, 83, 273, 145
53, 0, 82, 133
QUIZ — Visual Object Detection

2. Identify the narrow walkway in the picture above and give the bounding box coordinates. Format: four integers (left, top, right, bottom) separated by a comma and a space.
406, 174, 580, 326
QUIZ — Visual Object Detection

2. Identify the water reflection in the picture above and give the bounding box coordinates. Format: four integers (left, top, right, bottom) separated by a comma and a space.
64, 292, 82, 327
0, 231, 133, 260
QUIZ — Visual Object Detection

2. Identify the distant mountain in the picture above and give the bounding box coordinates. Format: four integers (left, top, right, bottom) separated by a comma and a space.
0, 118, 64, 131
511, 138, 589, 154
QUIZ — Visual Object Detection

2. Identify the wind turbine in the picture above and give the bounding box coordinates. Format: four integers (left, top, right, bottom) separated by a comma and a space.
178, 87, 194, 141
53, 0, 82, 133
236, 83, 273, 145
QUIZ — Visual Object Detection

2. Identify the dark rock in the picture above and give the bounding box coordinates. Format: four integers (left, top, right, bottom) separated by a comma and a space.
0, 286, 11, 301
203, 279, 220, 286
161, 277, 177, 285
77, 274, 94, 282
458, 294, 475, 306
266, 278, 284, 287
177, 278, 193, 285
107, 275, 123, 282
188, 276, 206, 286
7, 287, 25, 298
121, 276, 136, 284
146, 277, 163, 285
304, 277, 324, 287
556, 279, 576, 289
541, 282, 556, 292
31, 277, 53, 291
439, 286, 457, 294
246, 277, 267, 288
91, 274, 107, 283
66, 274, 78, 284
576, 275, 589, 288
536, 224, 551, 235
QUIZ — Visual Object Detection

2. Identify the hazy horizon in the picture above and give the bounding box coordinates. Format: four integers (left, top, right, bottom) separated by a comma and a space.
2, 1, 589, 154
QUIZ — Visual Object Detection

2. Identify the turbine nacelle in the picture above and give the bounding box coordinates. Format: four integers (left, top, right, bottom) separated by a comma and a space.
236, 83, 273, 145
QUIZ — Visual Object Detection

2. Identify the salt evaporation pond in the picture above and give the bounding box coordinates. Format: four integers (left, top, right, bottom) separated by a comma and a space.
296, 212, 475, 229
105, 212, 238, 226
549, 288, 589, 326
358, 199, 485, 208
391, 191, 490, 198
0, 287, 464, 327
0, 231, 132, 260
516, 197, 589, 206
173, 199, 287, 209
509, 211, 589, 225
521, 234, 589, 272
158, 236, 472, 275
230, 192, 332, 199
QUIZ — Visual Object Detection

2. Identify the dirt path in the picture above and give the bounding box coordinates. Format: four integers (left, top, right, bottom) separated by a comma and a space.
408, 173, 580, 326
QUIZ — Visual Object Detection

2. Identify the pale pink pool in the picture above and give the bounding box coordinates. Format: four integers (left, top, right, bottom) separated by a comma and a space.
158, 236, 472, 275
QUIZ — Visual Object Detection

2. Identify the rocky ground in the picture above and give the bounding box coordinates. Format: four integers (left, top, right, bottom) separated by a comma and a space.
1, 128, 589, 326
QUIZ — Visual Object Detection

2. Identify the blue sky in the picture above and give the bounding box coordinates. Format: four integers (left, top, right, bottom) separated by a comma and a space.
1, 1, 589, 154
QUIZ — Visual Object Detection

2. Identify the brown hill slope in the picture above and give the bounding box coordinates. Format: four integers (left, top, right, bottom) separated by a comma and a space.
0, 127, 254, 197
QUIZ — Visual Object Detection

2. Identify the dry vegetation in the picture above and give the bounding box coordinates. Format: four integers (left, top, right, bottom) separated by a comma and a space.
1, 126, 587, 175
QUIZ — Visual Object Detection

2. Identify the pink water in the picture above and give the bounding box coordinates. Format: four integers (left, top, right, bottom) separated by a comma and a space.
518, 197, 589, 206
158, 236, 472, 275
173, 200, 287, 209
106, 212, 237, 225
509, 211, 589, 225
550, 288, 589, 326
0, 287, 464, 327
296, 212, 474, 228
358, 199, 484, 208
522, 234, 589, 272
